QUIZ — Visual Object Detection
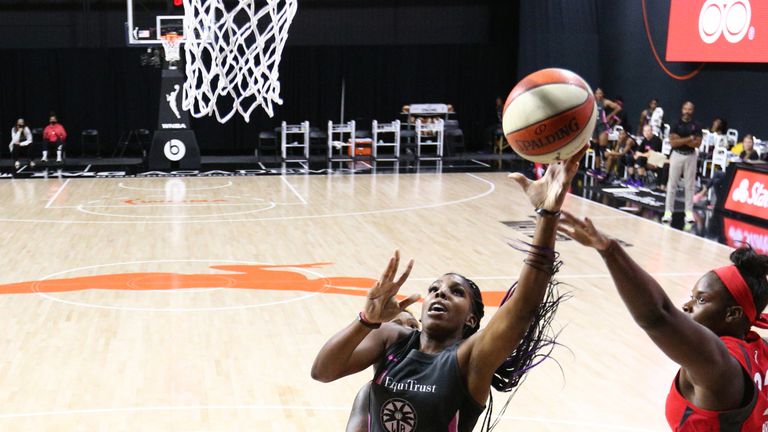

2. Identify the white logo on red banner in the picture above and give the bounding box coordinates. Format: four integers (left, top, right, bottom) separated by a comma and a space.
699, 0, 753, 44
731, 178, 768, 208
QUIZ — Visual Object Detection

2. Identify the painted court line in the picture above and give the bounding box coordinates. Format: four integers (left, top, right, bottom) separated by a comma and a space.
0, 404, 660, 431
3, 172, 494, 224
75, 201, 278, 218
568, 194, 733, 251
44, 179, 70, 209
409, 271, 704, 282
118, 180, 233, 191
57, 202, 271, 209
470, 159, 491, 168
280, 175, 307, 205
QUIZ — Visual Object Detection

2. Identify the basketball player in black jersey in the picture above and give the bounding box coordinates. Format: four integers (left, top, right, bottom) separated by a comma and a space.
313, 145, 587, 432
346, 310, 420, 432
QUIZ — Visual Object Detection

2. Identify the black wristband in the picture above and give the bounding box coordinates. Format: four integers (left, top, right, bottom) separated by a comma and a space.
535, 207, 561, 218
357, 311, 381, 329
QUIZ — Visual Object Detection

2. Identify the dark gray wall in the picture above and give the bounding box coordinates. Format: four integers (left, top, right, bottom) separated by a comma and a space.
0, 1, 494, 48
518, 0, 768, 137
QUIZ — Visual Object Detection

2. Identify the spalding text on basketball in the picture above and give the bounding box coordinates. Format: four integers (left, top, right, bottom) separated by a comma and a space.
515, 118, 579, 151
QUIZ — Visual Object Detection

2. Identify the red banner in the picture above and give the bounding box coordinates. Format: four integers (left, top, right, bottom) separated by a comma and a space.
723, 167, 768, 219
667, 0, 768, 62
722, 217, 768, 255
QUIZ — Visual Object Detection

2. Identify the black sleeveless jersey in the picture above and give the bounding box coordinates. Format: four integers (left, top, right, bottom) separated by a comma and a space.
368, 331, 486, 432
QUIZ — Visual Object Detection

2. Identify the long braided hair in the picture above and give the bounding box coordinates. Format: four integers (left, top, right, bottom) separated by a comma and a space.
378, 253, 565, 432
480, 240, 567, 432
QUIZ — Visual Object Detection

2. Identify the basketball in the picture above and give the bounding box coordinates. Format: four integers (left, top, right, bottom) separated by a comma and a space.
502, 68, 597, 163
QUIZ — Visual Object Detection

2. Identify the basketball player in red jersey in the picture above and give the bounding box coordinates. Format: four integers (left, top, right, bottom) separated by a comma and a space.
558, 213, 768, 431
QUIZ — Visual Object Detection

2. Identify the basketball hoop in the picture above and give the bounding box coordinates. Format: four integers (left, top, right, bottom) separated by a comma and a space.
160, 32, 182, 64
182, 0, 298, 123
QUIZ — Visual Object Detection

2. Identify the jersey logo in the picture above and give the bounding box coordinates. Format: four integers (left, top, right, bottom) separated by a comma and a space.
380, 398, 417, 432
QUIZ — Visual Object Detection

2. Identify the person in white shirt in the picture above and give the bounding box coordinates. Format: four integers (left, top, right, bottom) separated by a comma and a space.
9, 119, 33, 169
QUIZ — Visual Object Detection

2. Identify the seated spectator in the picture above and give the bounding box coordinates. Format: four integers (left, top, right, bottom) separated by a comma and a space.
693, 173, 725, 208
708, 117, 727, 135
630, 124, 666, 188
42, 114, 67, 163
636, 98, 658, 136
9, 118, 33, 169
692, 134, 756, 208
739, 134, 761, 163
603, 129, 635, 184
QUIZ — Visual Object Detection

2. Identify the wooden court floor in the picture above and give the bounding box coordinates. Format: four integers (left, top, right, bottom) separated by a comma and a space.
0, 171, 748, 431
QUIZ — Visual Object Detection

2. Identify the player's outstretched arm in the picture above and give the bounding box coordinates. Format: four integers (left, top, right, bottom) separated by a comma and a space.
458, 145, 587, 402
558, 213, 744, 410
311, 251, 419, 383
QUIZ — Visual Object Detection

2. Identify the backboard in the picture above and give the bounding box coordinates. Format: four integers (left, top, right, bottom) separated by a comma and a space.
126, 0, 185, 45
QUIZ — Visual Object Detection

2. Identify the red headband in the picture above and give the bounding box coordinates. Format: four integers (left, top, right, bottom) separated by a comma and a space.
714, 265, 768, 329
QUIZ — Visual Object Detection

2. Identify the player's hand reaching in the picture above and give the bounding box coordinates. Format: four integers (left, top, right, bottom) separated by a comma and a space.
508, 143, 588, 212
363, 250, 419, 324
557, 211, 612, 251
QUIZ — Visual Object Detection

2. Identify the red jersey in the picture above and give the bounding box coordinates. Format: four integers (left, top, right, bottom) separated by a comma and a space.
666, 332, 768, 431
43, 124, 67, 143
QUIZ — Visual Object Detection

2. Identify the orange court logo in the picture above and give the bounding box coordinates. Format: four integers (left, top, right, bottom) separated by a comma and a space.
0, 262, 509, 308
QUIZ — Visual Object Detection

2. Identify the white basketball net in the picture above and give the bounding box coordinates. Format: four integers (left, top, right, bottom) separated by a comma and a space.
182, 0, 298, 123
160, 34, 182, 63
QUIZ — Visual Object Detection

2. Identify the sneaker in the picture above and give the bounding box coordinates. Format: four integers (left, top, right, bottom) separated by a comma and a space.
14, 161, 20, 169
685, 211, 695, 224
633, 179, 644, 188
661, 211, 672, 223
586, 168, 602, 178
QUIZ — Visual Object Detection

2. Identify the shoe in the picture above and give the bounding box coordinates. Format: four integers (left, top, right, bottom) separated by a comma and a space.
41, 157, 48, 163
30, 160, 36, 167
661, 211, 672, 223
685, 211, 695, 224
586, 168, 602, 178
633, 179, 644, 188
14, 161, 20, 169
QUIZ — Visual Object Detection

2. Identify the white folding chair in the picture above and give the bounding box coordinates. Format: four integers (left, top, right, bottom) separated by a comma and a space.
726, 128, 739, 147
328, 120, 356, 161
415, 118, 444, 159
607, 125, 623, 142
700, 136, 727, 176
701, 130, 713, 154
702, 147, 728, 177
583, 148, 596, 170
661, 138, 672, 156
650, 107, 664, 136
372, 120, 401, 161
280, 121, 310, 161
